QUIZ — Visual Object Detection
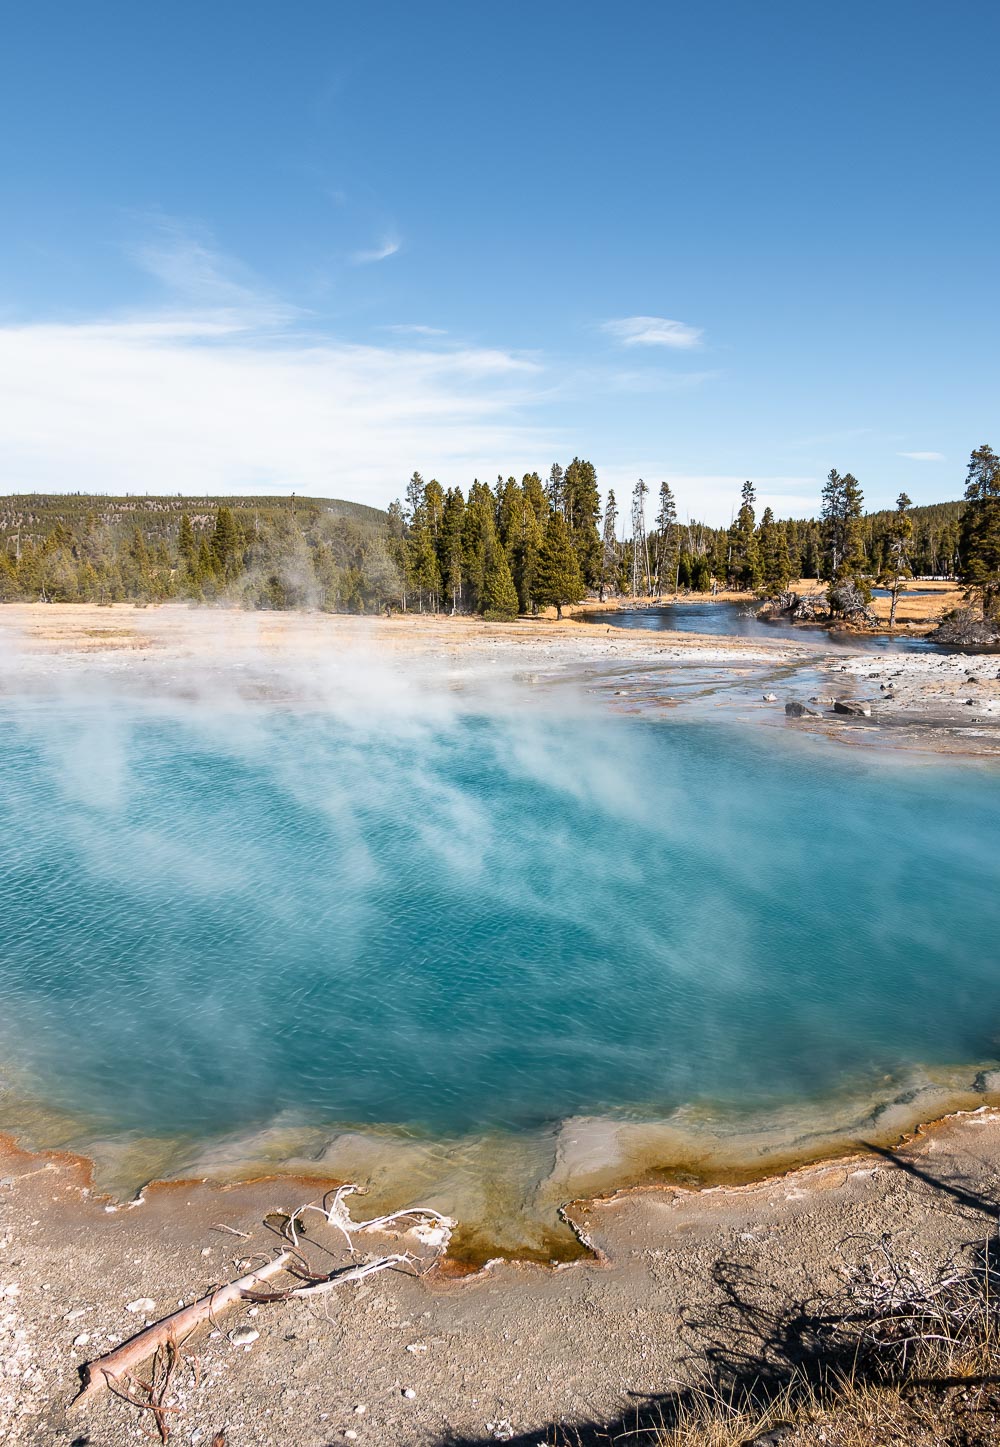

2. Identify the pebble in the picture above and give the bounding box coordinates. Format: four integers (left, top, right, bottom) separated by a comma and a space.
354, 1404, 367, 1415
64, 1308, 87, 1321
72, 1333, 90, 1348
231, 1328, 259, 1346
125, 1297, 156, 1314
402, 1387, 416, 1398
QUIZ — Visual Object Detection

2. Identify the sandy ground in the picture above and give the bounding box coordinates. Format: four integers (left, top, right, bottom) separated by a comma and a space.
1, 601, 999, 1444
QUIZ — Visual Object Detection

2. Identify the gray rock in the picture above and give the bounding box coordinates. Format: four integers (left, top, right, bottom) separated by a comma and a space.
833, 699, 872, 717
785, 701, 821, 718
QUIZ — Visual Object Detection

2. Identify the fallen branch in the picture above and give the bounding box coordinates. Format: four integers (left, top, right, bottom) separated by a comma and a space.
72, 1251, 294, 1410
284, 1183, 453, 1254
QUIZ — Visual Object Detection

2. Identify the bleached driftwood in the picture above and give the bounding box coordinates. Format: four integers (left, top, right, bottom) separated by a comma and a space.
73, 1251, 294, 1409
285, 1183, 453, 1253
72, 1184, 454, 1416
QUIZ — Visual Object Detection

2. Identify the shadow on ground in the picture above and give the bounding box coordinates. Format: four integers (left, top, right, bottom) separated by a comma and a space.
440, 1145, 1000, 1446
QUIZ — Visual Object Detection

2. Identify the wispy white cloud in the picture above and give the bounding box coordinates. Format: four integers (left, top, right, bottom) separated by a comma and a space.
898, 450, 945, 462
130, 215, 291, 321
382, 323, 447, 337
602, 316, 703, 349
0, 312, 553, 505
351, 233, 401, 265
603, 368, 720, 393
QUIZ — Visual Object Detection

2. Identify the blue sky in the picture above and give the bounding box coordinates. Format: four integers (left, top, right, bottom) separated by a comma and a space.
0, 1, 996, 522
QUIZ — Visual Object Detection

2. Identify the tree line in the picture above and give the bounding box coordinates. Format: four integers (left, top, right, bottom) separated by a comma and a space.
0, 445, 997, 623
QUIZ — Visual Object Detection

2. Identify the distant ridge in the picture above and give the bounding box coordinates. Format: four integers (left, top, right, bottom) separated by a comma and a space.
0, 493, 387, 549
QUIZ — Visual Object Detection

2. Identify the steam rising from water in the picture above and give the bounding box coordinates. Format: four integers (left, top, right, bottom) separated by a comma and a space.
0, 639, 998, 1244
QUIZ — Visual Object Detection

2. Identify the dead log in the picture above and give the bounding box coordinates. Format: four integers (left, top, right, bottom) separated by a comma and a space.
72, 1250, 294, 1410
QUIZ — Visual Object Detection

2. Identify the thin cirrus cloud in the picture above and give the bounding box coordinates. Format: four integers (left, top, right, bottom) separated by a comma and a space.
898, 451, 945, 462
351, 233, 401, 265
602, 316, 703, 349
382, 324, 447, 337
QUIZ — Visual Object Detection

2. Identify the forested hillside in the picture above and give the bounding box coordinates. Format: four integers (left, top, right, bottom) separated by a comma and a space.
0, 494, 390, 608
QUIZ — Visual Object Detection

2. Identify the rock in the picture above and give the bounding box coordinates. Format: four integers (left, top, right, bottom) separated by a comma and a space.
749, 1427, 795, 1447
833, 699, 872, 717
762, 693, 777, 702
402, 1387, 417, 1399
230, 1327, 259, 1346
125, 1297, 156, 1314
72, 1333, 90, 1348
784, 701, 821, 718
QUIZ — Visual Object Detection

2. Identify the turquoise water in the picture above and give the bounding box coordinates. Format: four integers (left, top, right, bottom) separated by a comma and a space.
1, 696, 998, 1176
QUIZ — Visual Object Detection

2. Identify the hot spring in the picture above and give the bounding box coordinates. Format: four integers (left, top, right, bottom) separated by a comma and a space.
1, 681, 998, 1253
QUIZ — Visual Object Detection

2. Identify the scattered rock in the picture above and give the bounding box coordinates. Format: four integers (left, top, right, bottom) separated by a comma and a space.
125, 1296, 156, 1314
833, 699, 872, 717
784, 701, 821, 718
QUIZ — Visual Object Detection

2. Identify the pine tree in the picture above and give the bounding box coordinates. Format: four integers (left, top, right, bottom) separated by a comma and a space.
534, 510, 584, 618
461, 480, 495, 611
211, 506, 239, 577
511, 473, 546, 612
405, 471, 425, 524
562, 457, 602, 585
729, 481, 761, 589
0, 549, 16, 602
600, 490, 619, 599
438, 487, 466, 613
878, 492, 913, 628
758, 507, 793, 593
821, 470, 866, 583
959, 444, 1000, 618
496, 476, 521, 562
630, 479, 651, 596
546, 464, 565, 517
481, 541, 520, 619
654, 481, 678, 596
408, 519, 441, 611
178, 513, 195, 566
